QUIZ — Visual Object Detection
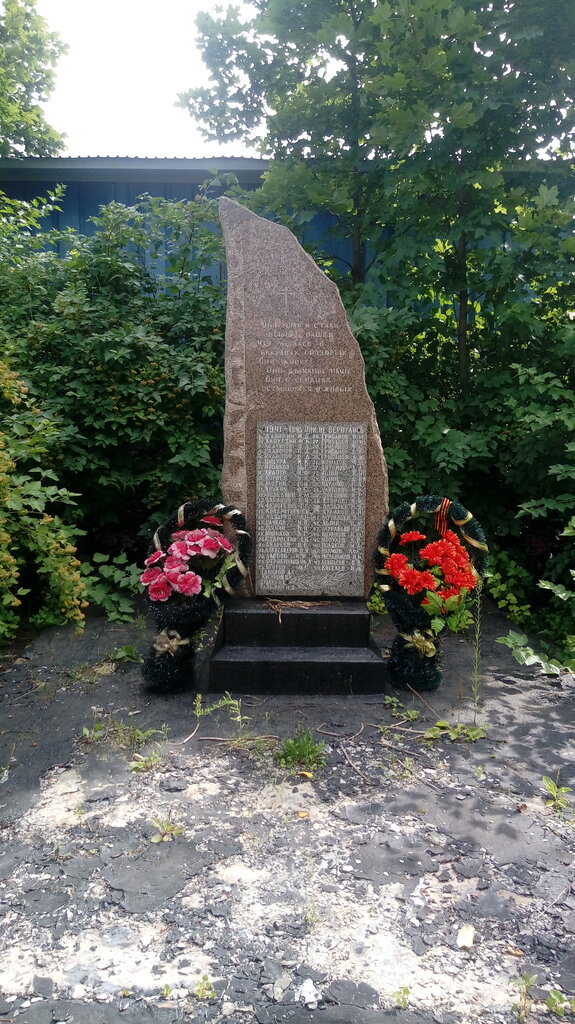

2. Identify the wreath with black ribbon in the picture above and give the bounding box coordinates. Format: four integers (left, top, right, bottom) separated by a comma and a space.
373, 495, 488, 691
141, 498, 251, 690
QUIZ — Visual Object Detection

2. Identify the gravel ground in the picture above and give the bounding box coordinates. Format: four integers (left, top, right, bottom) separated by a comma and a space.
1, 602, 574, 1024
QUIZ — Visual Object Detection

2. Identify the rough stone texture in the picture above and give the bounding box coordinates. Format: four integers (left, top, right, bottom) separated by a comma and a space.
219, 196, 388, 597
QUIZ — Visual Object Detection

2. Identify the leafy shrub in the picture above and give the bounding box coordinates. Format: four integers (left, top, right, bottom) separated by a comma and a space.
0, 359, 86, 642
0, 194, 226, 549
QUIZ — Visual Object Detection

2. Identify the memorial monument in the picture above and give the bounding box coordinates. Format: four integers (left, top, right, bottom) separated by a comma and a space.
209, 197, 388, 693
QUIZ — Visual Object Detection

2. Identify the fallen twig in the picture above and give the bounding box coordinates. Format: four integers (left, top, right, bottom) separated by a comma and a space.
405, 683, 440, 718
198, 734, 279, 743
316, 722, 364, 741
341, 744, 373, 785
378, 738, 432, 763
173, 721, 200, 746
543, 886, 569, 913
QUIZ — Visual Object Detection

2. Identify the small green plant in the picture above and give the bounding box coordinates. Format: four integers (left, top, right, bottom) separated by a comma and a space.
545, 989, 575, 1017
367, 585, 387, 615
511, 973, 538, 1023
82, 714, 168, 753
110, 644, 143, 663
161, 984, 171, 999
382, 696, 420, 722
496, 630, 566, 675
421, 720, 488, 744
149, 815, 184, 843
194, 974, 216, 1000
82, 722, 106, 743
275, 728, 326, 770
52, 843, 71, 864
128, 751, 161, 772
393, 756, 415, 780
192, 690, 259, 748
391, 986, 410, 1009
542, 773, 573, 813
302, 900, 320, 928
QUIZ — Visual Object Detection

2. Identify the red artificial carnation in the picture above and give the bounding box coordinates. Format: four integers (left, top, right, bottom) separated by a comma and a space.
201, 515, 223, 526
399, 531, 427, 545
384, 552, 409, 578
215, 534, 233, 553
398, 567, 438, 595
148, 578, 171, 601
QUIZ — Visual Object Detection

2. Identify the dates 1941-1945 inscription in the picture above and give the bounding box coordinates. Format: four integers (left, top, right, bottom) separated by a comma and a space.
256, 423, 367, 597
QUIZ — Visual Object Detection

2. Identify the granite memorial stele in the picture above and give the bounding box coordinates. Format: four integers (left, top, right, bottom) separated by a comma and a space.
209, 197, 388, 694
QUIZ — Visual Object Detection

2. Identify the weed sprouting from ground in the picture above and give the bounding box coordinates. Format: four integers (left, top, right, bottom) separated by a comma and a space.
511, 973, 537, 1022
149, 814, 184, 843
194, 975, 216, 1000
542, 772, 573, 814
82, 714, 168, 753
275, 728, 326, 771
421, 721, 488, 744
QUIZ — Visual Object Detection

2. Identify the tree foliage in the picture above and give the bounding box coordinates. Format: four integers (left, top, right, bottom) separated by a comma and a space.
0, 0, 65, 157
182, 0, 575, 657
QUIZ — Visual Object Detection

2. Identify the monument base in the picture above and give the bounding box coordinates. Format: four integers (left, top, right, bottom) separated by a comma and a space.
208, 600, 385, 694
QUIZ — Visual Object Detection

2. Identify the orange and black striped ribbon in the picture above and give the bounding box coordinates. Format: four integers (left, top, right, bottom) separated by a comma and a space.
434, 497, 451, 536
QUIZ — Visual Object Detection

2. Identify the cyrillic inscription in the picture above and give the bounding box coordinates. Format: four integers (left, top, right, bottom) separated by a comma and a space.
256, 423, 367, 596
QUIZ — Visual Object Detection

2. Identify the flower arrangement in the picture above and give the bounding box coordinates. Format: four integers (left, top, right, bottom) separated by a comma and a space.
141, 498, 251, 691
374, 496, 488, 691
141, 523, 236, 604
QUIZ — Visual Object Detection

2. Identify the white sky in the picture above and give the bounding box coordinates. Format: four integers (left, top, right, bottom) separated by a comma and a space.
35, 0, 253, 158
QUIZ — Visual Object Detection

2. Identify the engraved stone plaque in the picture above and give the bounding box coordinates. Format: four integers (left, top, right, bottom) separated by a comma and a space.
256, 422, 367, 596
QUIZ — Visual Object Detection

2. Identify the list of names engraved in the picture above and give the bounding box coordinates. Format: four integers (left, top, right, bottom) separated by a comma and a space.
256, 423, 367, 596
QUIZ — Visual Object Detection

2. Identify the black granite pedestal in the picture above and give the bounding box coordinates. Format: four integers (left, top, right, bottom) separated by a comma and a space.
208, 600, 385, 694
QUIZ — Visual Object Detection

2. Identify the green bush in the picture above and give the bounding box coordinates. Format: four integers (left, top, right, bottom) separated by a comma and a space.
0, 359, 86, 642
349, 291, 575, 656
0, 194, 226, 548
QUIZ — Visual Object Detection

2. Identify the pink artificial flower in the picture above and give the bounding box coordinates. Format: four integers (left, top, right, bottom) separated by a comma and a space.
148, 578, 171, 601
197, 536, 221, 558
185, 543, 203, 556
164, 568, 184, 588
140, 566, 164, 585
183, 529, 208, 543
201, 515, 223, 526
216, 535, 233, 553
167, 540, 190, 559
174, 571, 202, 596
170, 530, 189, 541
144, 550, 164, 566
164, 554, 188, 571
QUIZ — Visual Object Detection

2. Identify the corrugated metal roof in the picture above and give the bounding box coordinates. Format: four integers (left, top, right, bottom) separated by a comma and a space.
0, 155, 269, 183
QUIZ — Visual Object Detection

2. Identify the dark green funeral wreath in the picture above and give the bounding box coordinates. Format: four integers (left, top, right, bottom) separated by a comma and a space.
374, 495, 488, 692
141, 497, 251, 691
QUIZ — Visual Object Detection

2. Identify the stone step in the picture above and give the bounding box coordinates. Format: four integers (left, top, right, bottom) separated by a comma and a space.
221, 601, 371, 648
209, 643, 385, 694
